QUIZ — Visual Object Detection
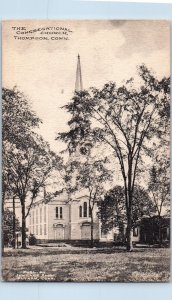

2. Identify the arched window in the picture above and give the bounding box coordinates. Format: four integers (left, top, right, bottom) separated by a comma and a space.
79, 205, 82, 218
83, 202, 87, 217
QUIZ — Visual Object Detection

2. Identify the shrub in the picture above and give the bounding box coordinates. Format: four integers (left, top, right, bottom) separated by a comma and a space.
29, 234, 37, 245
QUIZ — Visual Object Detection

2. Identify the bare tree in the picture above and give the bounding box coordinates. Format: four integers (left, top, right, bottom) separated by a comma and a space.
58, 65, 170, 251
65, 155, 111, 247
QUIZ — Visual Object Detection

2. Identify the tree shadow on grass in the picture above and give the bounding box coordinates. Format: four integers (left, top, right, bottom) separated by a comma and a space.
3, 246, 165, 259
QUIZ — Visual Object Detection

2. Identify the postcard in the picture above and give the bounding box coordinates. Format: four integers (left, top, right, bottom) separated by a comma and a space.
2, 20, 170, 282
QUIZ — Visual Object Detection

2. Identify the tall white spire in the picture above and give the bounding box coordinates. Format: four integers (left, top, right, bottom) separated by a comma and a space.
75, 54, 83, 91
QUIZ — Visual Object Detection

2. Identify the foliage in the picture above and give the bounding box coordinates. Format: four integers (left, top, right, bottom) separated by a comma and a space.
67, 156, 111, 197
58, 65, 170, 250
2, 87, 40, 147
140, 216, 170, 245
148, 155, 170, 217
5, 134, 62, 216
3, 209, 20, 246
28, 234, 37, 246
98, 185, 156, 234
2, 87, 62, 248
2, 87, 41, 203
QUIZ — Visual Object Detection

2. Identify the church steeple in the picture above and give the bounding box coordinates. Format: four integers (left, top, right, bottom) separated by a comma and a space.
75, 54, 83, 91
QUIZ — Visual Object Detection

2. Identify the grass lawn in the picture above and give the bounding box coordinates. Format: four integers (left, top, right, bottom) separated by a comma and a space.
1, 246, 170, 282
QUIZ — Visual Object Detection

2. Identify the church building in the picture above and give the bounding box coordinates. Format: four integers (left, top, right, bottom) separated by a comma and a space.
28, 193, 106, 243
28, 55, 114, 243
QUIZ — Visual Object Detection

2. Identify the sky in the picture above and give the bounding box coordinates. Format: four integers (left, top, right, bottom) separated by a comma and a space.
2, 20, 170, 222
3, 20, 170, 153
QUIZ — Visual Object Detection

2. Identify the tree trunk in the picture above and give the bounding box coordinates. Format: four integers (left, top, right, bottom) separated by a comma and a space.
21, 201, 27, 249
126, 223, 133, 251
13, 196, 16, 249
125, 192, 133, 251
125, 154, 133, 251
158, 219, 162, 247
90, 212, 94, 248
126, 206, 133, 251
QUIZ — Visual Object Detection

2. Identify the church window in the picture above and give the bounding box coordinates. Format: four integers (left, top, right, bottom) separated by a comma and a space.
79, 205, 82, 218
60, 207, 63, 219
56, 207, 63, 219
83, 202, 87, 217
56, 207, 59, 219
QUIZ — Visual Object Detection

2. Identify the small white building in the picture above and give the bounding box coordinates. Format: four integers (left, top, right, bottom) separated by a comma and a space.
28, 192, 106, 243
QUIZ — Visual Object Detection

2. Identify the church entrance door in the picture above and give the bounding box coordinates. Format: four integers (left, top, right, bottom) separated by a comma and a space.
54, 225, 64, 240
81, 223, 91, 240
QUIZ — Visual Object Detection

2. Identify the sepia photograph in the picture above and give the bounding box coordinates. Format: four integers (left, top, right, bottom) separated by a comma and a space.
1, 20, 170, 282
